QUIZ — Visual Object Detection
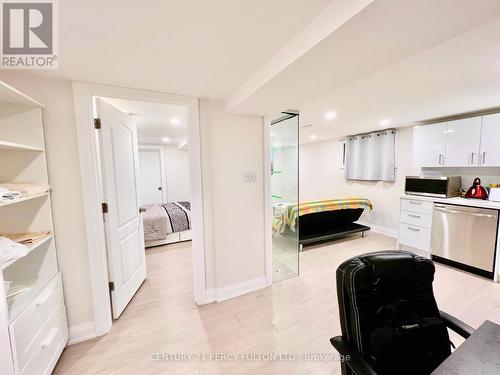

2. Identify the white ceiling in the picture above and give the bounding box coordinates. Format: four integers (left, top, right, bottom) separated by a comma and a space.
36, 0, 500, 143
228, 0, 500, 115
299, 17, 500, 143
103, 98, 188, 146
41, 0, 333, 99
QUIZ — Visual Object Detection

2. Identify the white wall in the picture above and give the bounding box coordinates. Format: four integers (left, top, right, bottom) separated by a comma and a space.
300, 126, 417, 234
0, 74, 267, 341
300, 125, 500, 234
164, 145, 190, 202
0, 72, 94, 330
138, 144, 191, 203
199, 100, 266, 292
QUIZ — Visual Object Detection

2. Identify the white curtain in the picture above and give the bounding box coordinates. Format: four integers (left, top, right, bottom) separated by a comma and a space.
344, 130, 395, 181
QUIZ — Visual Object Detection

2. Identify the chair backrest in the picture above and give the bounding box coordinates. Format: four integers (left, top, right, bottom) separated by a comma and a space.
336, 251, 440, 358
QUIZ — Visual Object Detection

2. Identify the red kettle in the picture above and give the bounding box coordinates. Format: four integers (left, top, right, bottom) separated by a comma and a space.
465, 177, 488, 199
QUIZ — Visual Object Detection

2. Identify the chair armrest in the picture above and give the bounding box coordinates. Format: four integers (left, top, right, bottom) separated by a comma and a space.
330, 336, 378, 375
439, 310, 475, 339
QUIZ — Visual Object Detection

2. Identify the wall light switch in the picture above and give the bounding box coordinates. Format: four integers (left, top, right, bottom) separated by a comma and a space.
242, 172, 257, 183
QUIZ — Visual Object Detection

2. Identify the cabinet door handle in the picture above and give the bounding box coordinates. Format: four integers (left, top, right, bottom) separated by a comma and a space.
438, 154, 444, 165
469, 153, 475, 165
408, 214, 421, 219
409, 201, 422, 205
408, 227, 420, 232
481, 152, 486, 165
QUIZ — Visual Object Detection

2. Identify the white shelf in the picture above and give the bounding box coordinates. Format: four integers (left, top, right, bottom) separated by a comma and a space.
0, 81, 42, 108
0, 140, 44, 152
1, 235, 53, 271
0, 192, 49, 208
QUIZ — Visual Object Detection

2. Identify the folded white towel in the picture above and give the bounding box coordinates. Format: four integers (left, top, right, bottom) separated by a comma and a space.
0, 237, 29, 265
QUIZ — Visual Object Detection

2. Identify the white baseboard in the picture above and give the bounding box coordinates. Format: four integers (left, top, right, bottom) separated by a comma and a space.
204, 288, 217, 304
217, 276, 267, 302
357, 221, 398, 238
68, 321, 96, 345
205, 276, 267, 303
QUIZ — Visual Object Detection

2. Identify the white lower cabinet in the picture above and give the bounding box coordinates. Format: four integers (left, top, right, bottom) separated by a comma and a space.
9, 273, 68, 375
398, 198, 433, 255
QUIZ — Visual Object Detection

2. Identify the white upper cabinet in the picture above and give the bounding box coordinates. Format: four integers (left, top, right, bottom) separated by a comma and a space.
445, 117, 482, 167
480, 114, 500, 166
413, 122, 447, 167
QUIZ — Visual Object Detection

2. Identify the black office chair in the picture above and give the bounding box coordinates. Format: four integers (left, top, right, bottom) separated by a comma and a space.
330, 251, 475, 375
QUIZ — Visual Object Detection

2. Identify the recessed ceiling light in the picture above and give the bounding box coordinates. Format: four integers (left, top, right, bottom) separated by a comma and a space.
380, 119, 391, 127
324, 111, 337, 121
170, 117, 181, 125
310, 134, 317, 140
162, 137, 170, 143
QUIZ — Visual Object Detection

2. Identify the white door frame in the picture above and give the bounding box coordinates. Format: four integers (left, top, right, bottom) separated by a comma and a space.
264, 117, 273, 286
72, 82, 206, 337
138, 145, 168, 203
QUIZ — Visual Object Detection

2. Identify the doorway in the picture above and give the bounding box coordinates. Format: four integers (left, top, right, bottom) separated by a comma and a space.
73, 82, 205, 336
94, 96, 194, 319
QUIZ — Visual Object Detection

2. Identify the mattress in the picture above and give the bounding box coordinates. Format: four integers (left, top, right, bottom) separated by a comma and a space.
272, 197, 372, 234
143, 201, 191, 242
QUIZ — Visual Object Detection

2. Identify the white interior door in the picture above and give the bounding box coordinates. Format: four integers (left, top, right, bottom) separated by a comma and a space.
96, 98, 147, 319
138, 149, 165, 204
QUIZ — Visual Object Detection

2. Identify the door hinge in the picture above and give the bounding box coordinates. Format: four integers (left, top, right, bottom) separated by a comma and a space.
102, 202, 109, 213
94, 118, 102, 129
109, 282, 115, 291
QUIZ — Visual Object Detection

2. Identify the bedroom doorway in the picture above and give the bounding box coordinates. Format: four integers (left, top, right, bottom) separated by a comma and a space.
93, 96, 194, 319
270, 112, 300, 283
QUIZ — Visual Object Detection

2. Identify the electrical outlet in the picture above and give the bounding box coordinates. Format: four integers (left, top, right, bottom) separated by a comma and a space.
242, 172, 257, 183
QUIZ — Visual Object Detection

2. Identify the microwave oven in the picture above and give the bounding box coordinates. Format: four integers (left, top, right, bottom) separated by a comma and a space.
405, 176, 461, 198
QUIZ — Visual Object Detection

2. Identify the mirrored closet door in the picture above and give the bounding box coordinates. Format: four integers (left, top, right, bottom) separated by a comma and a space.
270, 112, 299, 282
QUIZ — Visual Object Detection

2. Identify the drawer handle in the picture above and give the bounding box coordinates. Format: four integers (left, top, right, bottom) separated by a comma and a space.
409, 201, 422, 205
408, 214, 421, 218
408, 227, 420, 232
41, 327, 58, 350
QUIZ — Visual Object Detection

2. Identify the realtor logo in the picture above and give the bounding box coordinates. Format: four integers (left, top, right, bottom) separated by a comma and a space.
1, 0, 58, 69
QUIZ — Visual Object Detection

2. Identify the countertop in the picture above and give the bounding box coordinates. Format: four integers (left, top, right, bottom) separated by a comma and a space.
400, 194, 500, 210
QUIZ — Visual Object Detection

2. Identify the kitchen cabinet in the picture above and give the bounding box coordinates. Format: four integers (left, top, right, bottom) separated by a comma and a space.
480, 114, 500, 166
412, 122, 447, 167
445, 117, 482, 167
398, 197, 433, 254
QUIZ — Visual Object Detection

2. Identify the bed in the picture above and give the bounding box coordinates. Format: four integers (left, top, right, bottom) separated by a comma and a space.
142, 201, 192, 248
272, 197, 372, 248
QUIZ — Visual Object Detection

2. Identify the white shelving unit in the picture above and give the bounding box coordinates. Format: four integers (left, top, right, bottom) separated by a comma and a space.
0, 81, 68, 375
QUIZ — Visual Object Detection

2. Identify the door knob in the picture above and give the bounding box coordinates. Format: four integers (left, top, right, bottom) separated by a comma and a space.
158, 187, 162, 191
139, 207, 147, 213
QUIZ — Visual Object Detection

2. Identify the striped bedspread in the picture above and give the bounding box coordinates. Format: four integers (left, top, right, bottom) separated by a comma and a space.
143, 201, 191, 241
272, 197, 372, 234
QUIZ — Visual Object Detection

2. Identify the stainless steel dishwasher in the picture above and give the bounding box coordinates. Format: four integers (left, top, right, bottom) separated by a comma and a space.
431, 203, 499, 279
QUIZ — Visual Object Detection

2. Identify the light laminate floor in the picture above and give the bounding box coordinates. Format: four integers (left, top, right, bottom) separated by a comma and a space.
54, 233, 500, 374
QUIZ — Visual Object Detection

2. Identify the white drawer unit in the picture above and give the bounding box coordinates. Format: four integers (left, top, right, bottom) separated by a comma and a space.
398, 197, 433, 254
400, 211, 433, 228
400, 198, 433, 215
9, 274, 66, 374
19, 307, 68, 375
399, 224, 432, 252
